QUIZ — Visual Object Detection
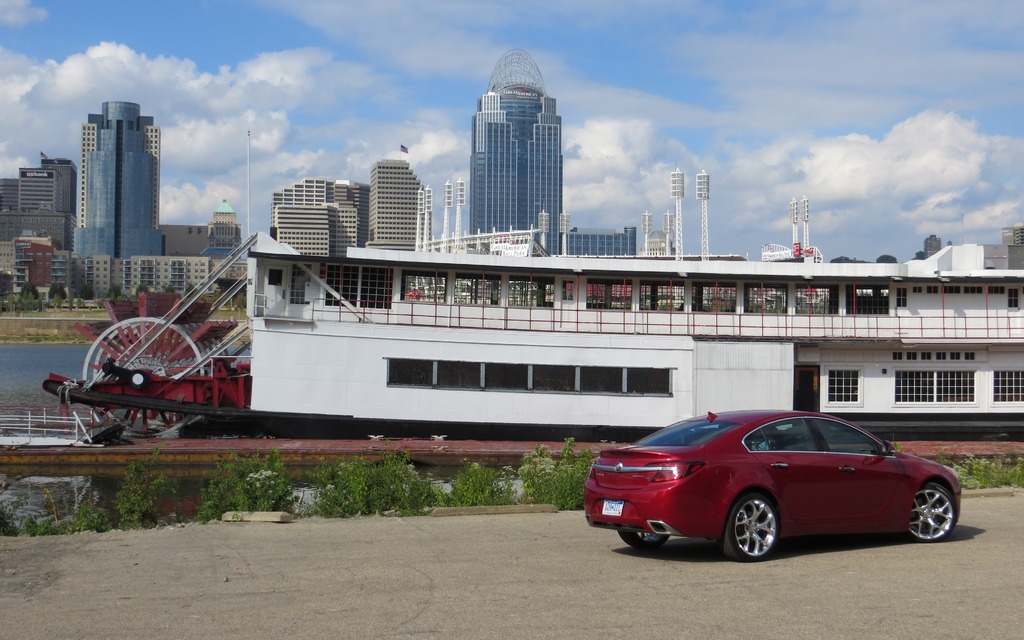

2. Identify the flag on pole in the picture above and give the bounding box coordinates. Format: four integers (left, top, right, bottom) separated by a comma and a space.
400, 145, 409, 154
40, 152, 49, 160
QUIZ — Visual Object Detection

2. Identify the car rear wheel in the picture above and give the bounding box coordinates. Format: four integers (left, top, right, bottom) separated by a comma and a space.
908, 482, 957, 542
720, 493, 778, 562
617, 531, 670, 550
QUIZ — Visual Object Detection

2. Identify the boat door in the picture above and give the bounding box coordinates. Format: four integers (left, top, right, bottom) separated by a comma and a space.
793, 365, 820, 411
558, 277, 578, 330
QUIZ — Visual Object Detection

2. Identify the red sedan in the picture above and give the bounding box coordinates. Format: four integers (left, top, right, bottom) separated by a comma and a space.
584, 410, 961, 562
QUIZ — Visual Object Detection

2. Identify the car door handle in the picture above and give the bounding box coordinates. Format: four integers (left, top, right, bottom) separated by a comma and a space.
770, 462, 789, 469
839, 465, 856, 474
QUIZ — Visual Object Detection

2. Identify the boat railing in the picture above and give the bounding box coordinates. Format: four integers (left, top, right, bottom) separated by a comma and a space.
294, 297, 1023, 342
0, 407, 94, 446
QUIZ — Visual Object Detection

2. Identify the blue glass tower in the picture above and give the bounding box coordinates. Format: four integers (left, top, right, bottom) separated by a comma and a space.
77, 101, 162, 258
471, 50, 562, 253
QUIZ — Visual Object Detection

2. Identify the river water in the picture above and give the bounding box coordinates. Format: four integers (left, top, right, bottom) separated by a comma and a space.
0, 343, 89, 407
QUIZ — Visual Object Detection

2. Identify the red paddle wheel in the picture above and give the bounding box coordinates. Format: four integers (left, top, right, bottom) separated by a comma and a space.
47, 291, 252, 432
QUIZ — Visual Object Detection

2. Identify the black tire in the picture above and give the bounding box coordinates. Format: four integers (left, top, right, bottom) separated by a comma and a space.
618, 530, 670, 550
720, 492, 779, 562
908, 482, 957, 542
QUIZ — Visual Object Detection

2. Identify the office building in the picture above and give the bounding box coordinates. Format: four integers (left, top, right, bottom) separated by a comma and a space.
924, 234, 943, 257
368, 160, 420, 250
271, 178, 365, 256
566, 227, 638, 257
208, 199, 243, 252
76, 101, 162, 258
470, 49, 562, 253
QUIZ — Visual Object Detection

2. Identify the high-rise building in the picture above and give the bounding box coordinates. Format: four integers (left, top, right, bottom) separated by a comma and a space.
470, 49, 562, 253
208, 200, 243, 252
270, 177, 366, 256
924, 234, 943, 257
76, 101, 162, 258
41, 157, 78, 216
368, 160, 420, 250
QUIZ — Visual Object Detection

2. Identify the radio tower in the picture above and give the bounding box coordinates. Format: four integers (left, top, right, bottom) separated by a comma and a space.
670, 168, 685, 260
696, 170, 710, 260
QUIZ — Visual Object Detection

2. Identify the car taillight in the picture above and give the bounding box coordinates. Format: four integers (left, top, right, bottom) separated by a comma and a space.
649, 462, 704, 482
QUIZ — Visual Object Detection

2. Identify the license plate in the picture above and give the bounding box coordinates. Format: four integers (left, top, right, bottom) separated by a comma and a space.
601, 499, 624, 516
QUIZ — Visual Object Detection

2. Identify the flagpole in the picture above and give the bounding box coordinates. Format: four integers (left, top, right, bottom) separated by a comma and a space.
246, 130, 251, 239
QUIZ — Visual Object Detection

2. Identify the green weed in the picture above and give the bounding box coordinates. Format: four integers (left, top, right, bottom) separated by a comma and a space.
195, 450, 296, 522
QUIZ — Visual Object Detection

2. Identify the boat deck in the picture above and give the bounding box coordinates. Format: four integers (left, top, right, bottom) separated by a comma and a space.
1, 437, 1021, 468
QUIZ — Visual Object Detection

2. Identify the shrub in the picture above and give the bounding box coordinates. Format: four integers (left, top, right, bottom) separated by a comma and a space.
0, 498, 24, 536
442, 463, 517, 507
309, 453, 438, 517
518, 439, 593, 510
15, 487, 111, 536
115, 453, 176, 529
952, 456, 1024, 490
195, 450, 296, 522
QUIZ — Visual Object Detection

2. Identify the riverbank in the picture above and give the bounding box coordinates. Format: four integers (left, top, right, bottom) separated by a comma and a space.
0, 317, 92, 343
2, 436, 1022, 469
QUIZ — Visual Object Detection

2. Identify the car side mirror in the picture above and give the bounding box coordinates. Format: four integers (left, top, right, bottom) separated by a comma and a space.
881, 440, 895, 456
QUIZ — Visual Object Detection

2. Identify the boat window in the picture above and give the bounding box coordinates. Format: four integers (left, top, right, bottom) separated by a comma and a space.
846, 284, 889, 315
580, 366, 622, 393
484, 363, 528, 390
402, 270, 446, 303
532, 365, 576, 392
639, 280, 684, 311
360, 267, 392, 309
692, 282, 737, 313
744, 284, 788, 314
626, 368, 671, 394
454, 273, 501, 305
437, 361, 481, 389
827, 369, 860, 403
895, 370, 975, 403
508, 276, 554, 307
388, 359, 433, 386
585, 278, 632, 310
994, 371, 1024, 402
289, 265, 311, 305
795, 284, 839, 314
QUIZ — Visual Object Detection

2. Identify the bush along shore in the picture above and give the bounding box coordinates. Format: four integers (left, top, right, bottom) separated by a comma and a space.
0, 441, 594, 536
3, 444, 1021, 537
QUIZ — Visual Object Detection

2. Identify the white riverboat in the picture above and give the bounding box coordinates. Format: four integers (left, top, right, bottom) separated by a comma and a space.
47, 233, 1024, 441
239, 234, 1023, 440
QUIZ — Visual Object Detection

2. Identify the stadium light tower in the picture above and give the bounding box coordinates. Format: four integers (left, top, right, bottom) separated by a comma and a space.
789, 198, 800, 258
641, 210, 652, 255
455, 177, 465, 240
801, 195, 810, 260
423, 186, 433, 249
670, 168, 685, 260
559, 211, 570, 256
443, 180, 453, 252
696, 170, 710, 261
538, 210, 550, 251
416, 188, 425, 251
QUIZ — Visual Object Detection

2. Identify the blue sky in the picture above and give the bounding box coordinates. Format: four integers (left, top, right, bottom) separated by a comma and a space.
2, 0, 1023, 260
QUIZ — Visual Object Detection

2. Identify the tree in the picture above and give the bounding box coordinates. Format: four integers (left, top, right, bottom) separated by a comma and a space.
107, 283, 123, 301
876, 254, 898, 263
79, 283, 95, 301
913, 251, 927, 260
50, 283, 68, 300
830, 256, 868, 264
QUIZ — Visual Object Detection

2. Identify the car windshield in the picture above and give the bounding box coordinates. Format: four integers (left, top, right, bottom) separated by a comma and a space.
633, 418, 743, 447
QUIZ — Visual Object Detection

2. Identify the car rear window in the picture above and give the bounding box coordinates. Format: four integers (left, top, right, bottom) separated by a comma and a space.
634, 419, 742, 447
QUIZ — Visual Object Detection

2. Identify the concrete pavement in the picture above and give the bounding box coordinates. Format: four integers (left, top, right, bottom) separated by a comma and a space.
1, 494, 1021, 640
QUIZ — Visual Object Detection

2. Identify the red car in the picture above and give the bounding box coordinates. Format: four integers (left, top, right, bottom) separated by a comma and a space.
584, 410, 961, 562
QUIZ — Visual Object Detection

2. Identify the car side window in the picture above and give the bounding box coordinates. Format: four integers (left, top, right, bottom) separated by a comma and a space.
810, 418, 883, 455
745, 420, 819, 452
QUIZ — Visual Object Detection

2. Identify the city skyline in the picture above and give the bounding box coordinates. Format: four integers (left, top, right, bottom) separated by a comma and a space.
1, 1, 1023, 261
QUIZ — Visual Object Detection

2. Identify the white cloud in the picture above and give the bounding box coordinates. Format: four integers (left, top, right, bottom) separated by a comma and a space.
0, 0, 46, 27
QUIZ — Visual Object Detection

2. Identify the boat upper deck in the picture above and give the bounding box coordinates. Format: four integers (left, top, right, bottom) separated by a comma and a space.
248, 239, 1024, 343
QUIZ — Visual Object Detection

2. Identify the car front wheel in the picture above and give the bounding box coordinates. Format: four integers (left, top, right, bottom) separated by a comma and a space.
617, 530, 669, 550
720, 493, 779, 562
909, 482, 957, 542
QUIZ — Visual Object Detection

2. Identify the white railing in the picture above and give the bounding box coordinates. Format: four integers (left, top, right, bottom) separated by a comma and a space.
0, 408, 95, 447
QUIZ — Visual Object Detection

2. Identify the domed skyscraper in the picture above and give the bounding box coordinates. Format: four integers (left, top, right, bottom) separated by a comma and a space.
470, 49, 563, 253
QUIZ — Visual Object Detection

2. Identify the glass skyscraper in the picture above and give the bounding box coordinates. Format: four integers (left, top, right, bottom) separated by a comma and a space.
76, 101, 162, 258
471, 49, 562, 253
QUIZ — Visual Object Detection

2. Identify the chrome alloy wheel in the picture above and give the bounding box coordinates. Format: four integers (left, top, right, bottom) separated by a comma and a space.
909, 484, 956, 541
725, 496, 778, 560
